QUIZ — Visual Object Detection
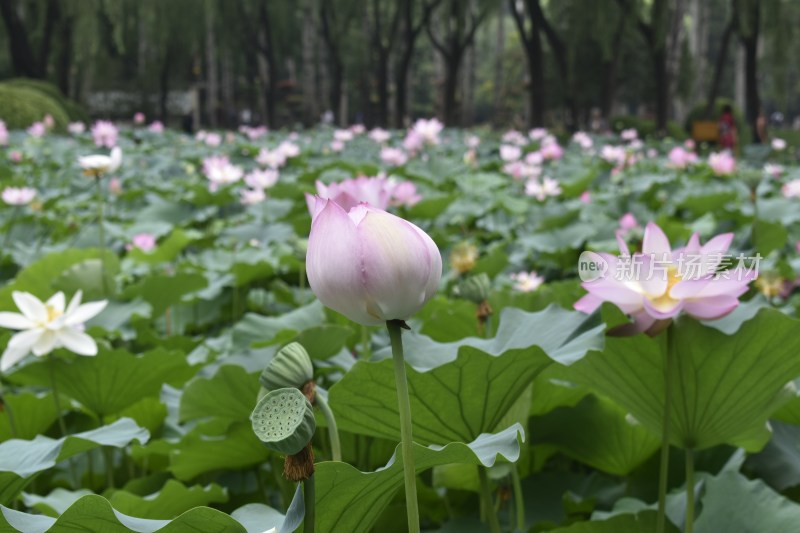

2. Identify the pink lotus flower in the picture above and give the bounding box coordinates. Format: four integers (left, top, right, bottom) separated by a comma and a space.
525, 177, 561, 200
308, 176, 392, 213
91, 120, 118, 148
575, 222, 754, 334
764, 164, 783, 178
540, 140, 563, 161
306, 198, 441, 325
203, 132, 221, 146
202, 155, 243, 189
277, 141, 300, 158
109, 177, 123, 195
388, 180, 422, 207
27, 122, 46, 138
410, 118, 443, 146
244, 169, 279, 190
572, 131, 593, 150
350, 124, 366, 135
334, 129, 354, 142
502, 130, 527, 145
466, 135, 481, 148
529, 128, 548, 141
330, 140, 345, 152
148, 121, 164, 133
619, 213, 639, 233
684, 139, 696, 150
380, 147, 408, 166
510, 271, 544, 292
525, 151, 544, 166
601, 145, 627, 167
239, 125, 268, 140
708, 151, 736, 176
131, 233, 157, 252
133, 112, 146, 125
503, 161, 540, 181
667, 146, 698, 169
621, 128, 638, 141
9, 151, 22, 163
782, 179, 800, 198
772, 138, 787, 151
2, 187, 36, 206
68, 122, 85, 135
369, 128, 391, 144
0, 120, 7, 145
240, 188, 266, 205
500, 145, 522, 162
580, 191, 591, 204
256, 148, 287, 169
43, 115, 55, 129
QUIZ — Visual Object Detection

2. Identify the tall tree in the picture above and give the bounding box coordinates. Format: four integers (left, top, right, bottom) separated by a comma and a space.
319, 0, 359, 125
426, 0, 493, 126
509, 0, 546, 126
364, 0, 402, 127
0, 0, 60, 79
395, 0, 441, 126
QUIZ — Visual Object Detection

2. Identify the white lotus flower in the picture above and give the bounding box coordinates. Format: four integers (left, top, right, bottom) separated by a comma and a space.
78, 147, 122, 177
0, 291, 107, 372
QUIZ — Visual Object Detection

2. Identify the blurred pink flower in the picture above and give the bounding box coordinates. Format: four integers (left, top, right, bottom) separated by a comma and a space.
2, 187, 36, 206
109, 177, 123, 195
575, 222, 754, 334
244, 169, 279, 189
500, 145, 522, 162
502, 130, 527, 145
782, 179, 800, 198
619, 213, 639, 233
380, 147, 408, 166
204, 132, 221, 146
510, 271, 544, 292
525, 177, 561, 200
202, 155, 243, 187
330, 140, 345, 152
580, 191, 591, 203
68, 122, 85, 135
27, 122, 46, 138
256, 148, 287, 168
9, 151, 22, 163
91, 120, 118, 148
369, 128, 391, 144
764, 164, 783, 178
529, 128, 548, 141
0, 120, 7, 145
350, 124, 366, 135
334, 129, 354, 142
621, 128, 638, 141
277, 141, 300, 158
572, 131, 593, 150
388, 180, 422, 207
667, 146, 698, 169
540, 140, 563, 161
772, 138, 787, 151
133, 112, 146, 125
466, 135, 481, 148
43, 114, 55, 129
708, 151, 736, 176
131, 233, 157, 252
410, 118, 443, 146
148, 121, 164, 133
240, 188, 266, 205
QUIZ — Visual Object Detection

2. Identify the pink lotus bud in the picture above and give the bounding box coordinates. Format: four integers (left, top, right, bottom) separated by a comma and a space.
134, 113, 146, 125
109, 177, 123, 195
131, 233, 157, 252
306, 198, 442, 325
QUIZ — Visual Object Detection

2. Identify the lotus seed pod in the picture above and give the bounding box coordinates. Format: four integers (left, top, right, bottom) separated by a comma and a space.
260, 342, 313, 391
251, 387, 316, 455
456, 272, 491, 304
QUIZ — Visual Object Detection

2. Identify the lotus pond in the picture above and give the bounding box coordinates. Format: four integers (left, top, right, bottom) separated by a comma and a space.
0, 121, 799, 533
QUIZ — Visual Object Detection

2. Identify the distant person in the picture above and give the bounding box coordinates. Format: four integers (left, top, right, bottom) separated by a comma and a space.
718, 104, 738, 151
755, 109, 767, 144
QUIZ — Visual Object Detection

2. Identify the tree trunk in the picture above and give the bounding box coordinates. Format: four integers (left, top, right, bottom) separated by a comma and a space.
492, 8, 505, 127
743, 35, 759, 141
376, 50, 390, 127
442, 51, 462, 127
653, 47, 668, 131
38, 0, 59, 77
56, 15, 73, 96
705, 17, 735, 115
0, 0, 40, 77
159, 48, 171, 123
601, 15, 626, 122
395, 50, 412, 127
205, 0, 218, 127
302, 0, 318, 125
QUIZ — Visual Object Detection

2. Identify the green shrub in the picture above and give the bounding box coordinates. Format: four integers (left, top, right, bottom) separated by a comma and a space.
0, 84, 70, 131
4, 78, 89, 123
685, 97, 750, 145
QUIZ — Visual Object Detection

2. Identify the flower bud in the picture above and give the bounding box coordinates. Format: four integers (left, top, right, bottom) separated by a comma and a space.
450, 242, 478, 274
251, 387, 316, 456
260, 342, 314, 391
306, 198, 442, 326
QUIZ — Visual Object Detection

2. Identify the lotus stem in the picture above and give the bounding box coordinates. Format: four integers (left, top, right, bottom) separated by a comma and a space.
314, 392, 341, 462
478, 466, 501, 533
685, 448, 695, 533
303, 473, 316, 533
511, 463, 526, 532
95, 177, 109, 296
387, 319, 420, 533
657, 325, 675, 533
49, 355, 78, 486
